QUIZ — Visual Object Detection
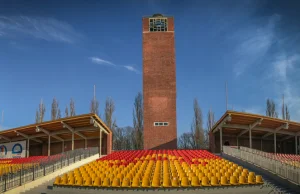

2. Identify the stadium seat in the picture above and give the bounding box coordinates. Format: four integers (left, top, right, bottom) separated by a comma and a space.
53, 149, 264, 188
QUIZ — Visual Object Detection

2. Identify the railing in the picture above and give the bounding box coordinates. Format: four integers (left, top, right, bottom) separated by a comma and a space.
0, 147, 99, 193
223, 146, 300, 185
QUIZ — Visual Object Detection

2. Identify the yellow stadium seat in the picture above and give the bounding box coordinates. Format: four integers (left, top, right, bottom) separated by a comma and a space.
238, 176, 247, 184
163, 177, 171, 187
141, 178, 150, 187
220, 176, 230, 186
75, 177, 83, 186
243, 169, 249, 174
201, 176, 210, 186
229, 176, 238, 185
54, 177, 61, 185
131, 177, 140, 187
84, 177, 92, 186
191, 176, 200, 186
112, 178, 121, 187
210, 176, 219, 186
181, 177, 189, 187
255, 175, 264, 184
171, 177, 179, 187
248, 175, 255, 184
68, 177, 75, 185
93, 177, 101, 187
60, 178, 67, 185
102, 177, 111, 187
121, 178, 130, 187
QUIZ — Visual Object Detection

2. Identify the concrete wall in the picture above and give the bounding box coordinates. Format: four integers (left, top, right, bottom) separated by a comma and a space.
143, 16, 177, 150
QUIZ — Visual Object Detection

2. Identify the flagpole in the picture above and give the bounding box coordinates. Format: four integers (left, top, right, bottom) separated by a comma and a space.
225, 81, 228, 111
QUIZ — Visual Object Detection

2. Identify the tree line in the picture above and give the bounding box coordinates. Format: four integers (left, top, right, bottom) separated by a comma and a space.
177, 99, 216, 149
34, 92, 144, 151
34, 93, 290, 151
265, 96, 290, 120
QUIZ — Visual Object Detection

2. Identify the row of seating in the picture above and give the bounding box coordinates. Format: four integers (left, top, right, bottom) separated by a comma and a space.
0, 154, 65, 176
240, 146, 300, 167
54, 150, 264, 188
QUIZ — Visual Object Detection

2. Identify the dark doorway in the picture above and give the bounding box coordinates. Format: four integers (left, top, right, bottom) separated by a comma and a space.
224, 141, 230, 146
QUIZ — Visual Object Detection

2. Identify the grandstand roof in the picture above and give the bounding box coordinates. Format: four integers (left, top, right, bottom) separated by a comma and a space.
0, 113, 111, 144
211, 111, 300, 139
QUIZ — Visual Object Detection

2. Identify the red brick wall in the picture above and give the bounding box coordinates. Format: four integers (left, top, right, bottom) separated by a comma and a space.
143, 16, 177, 150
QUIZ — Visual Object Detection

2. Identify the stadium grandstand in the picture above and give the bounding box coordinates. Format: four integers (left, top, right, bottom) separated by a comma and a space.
209, 110, 300, 154
0, 113, 112, 157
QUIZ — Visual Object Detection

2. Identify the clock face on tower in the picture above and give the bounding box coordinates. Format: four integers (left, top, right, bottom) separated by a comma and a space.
149, 18, 168, 32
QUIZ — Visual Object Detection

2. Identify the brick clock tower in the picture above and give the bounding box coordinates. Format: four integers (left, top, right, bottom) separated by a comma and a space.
143, 14, 177, 150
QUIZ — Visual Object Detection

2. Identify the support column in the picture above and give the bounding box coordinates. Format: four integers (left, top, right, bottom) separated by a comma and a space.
99, 130, 102, 157
27, 138, 30, 158
48, 135, 50, 156
296, 136, 298, 155
220, 128, 223, 153
274, 133, 277, 153
261, 139, 263, 151
85, 139, 87, 149
62, 141, 64, 153
249, 128, 252, 149
72, 132, 74, 150
237, 137, 239, 147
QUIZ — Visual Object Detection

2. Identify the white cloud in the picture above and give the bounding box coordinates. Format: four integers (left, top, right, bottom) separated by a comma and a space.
0, 16, 81, 43
90, 57, 140, 74
273, 54, 299, 81
123, 65, 140, 74
272, 54, 300, 121
90, 57, 116, 66
233, 14, 280, 76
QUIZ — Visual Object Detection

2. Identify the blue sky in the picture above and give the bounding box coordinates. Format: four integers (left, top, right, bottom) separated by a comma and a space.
0, 0, 300, 136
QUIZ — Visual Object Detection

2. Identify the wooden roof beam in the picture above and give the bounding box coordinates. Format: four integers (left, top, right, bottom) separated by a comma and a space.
14, 131, 43, 143
222, 123, 295, 136
212, 114, 231, 133
262, 123, 289, 139
90, 116, 109, 135
36, 126, 50, 135
237, 118, 263, 137
61, 121, 87, 139
0, 135, 11, 142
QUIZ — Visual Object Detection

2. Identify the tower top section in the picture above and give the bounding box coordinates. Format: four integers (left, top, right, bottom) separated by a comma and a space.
152, 13, 163, 17
142, 14, 174, 32
143, 14, 173, 19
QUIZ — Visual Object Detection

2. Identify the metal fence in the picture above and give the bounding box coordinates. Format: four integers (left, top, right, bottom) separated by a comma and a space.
223, 146, 300, 185
0, 147, 99, 193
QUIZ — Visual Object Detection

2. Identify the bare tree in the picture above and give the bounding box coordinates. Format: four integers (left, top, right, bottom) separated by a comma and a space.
266, 99, 278, 118
51, 97, 59, 120
90, 85, 100, 116
205, 109, 215, 147
65, 106, 69, 117
282, 95, 286, 120
104, 97, 116, 130
70, 98, 76, 117
133, 92, 143, 149
38, 99, 46, 123
282, 95, 291, 120
35, 110, 39, 123
57, 108, 62, 119
178, 132, 194, 149
191, 99, 205, 149
90, 98, 99, 115
285, 105, 290, 121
